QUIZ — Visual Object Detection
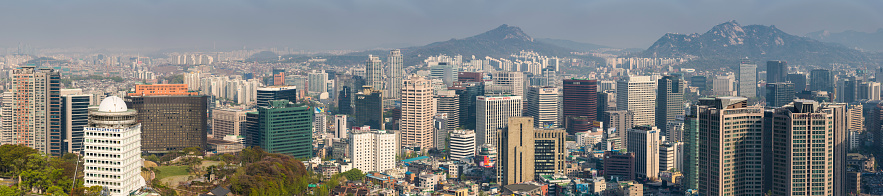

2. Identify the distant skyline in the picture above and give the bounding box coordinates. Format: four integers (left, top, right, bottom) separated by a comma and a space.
1, 0, 881, 51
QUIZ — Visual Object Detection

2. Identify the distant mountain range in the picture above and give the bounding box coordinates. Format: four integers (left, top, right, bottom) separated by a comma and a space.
296, 24, 609, 67
643, 21, 872, 67
806, 29, 883, 52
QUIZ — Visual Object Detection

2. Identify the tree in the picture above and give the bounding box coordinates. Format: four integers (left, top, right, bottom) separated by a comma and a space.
340, 168, 364, 181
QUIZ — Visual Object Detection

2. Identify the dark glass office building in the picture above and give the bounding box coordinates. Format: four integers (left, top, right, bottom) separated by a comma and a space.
61, 94, 91, 154
563, 79, 598, 133
246, 100, 313, 159
452, 82, 484, 130
338, 86, 352, 115
765, 82, 795, 107
257, 86, 298, 108
767, 60, 788, 83
353, 86, 383, 129
127, 95, 208, 153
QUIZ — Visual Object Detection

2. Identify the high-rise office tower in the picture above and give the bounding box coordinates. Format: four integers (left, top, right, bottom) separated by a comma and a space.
365, 55, 384, 91
711, 74, 736, 96
83, 96, 145, 195
126, 85, 207, 153
256, 86, 297, 108
597, 91, 614, 119
338, 86, 353, 115
0, 92, 12, 145
738, 59, 758, 98
387, 49, 404, 100
602, 110, 634, 150
682, 104, 699, 191
765, 100, 844, 196
492, 71, 525, 97
348, 129, 396, 173
476, 95, 522, 150
435, 90, 460, 133
787, 73, 807, 92
449, 130, 476, 161
246, 100, 313, 158
9, 66, 61, 155
354, 86, 383, 129
767, 60, 788, 83
809, 69, 834, 92
859, 82, 882, 101
212, 109, 249, 139
563, 79, 598, 133
401, 75, 436, 150
453, 82, 484, 130
333, 115, 348, 139
61, 93, 91, 153
534, 128, 566, 177
433, 114, 450, 150
527, 86, 560, 128
498, 117, 535, 185
839, 77, 858, 103
847, 104, 864, 132
766, 82, 795, 107
616, 76, 657, 126
695, 97, 764, 195
656, 75, 685, 135
308, 70, 329, 94
626, 126, 660, 180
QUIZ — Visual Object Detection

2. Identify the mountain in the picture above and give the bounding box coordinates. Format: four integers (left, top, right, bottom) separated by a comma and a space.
536, 38, 612, 51
806, 29, 883, 52
644, 21, 872, 67
396, 24, 577, 66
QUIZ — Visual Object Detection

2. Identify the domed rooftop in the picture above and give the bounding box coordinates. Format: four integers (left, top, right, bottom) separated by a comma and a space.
98, 96, 128, 112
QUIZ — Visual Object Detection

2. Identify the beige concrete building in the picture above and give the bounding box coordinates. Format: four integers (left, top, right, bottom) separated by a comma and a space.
401, 75, 436, 150
695, 97, 764, 195
847, 104, 864, 132
212, 109, 251, 139
498, 117, 535, 185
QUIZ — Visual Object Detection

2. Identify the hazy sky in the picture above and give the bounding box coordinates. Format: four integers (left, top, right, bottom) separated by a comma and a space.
1, 0, 881, 50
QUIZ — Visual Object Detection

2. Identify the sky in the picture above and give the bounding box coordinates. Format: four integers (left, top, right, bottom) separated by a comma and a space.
0, 0, 881, 51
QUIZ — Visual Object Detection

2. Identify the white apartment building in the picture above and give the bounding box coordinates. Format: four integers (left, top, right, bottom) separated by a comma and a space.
348, 129, 396, 173
83, 96, 145, 196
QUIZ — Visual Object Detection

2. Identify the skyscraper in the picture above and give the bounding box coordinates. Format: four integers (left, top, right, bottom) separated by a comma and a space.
766, 60, 787, 83
563, 79, 598, 133
602, 110, 634, 151
766, 82, 795, 107
435, 90, 460, 133
627, 126, 660, 180
694, 97, 764, 195
401, 75, 436, 150
682, 104, 699, 191
9, 66, 61, 155
308, 70, 329, 94
476, 95, 522, 150
246, 100, 313, 158
787, 73, 807, 92
83, 96, 145, 196
809, 69, 833, 92
765, 100, 843, 195
61, 93, 91, 153
656, 75, 685, 135
0, 92, 12, 145
387, 49, 404, 100
256, 86, 297, 108
366, 55, 384, 91
534, 128, 566, 178
127, 86, 208, 153
333, 115, 348, 139
526, 86, 560, 128
839, 77, 858, 103
453, 82, 484, 129
738, 59, 758, 98
354, 86, 383, 129
498, 117, 535, 185
338, 86, 352, 115
616, 76, 656, 126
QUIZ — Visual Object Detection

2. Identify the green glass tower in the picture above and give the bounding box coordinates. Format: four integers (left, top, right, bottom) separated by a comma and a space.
246, 99, 313, 159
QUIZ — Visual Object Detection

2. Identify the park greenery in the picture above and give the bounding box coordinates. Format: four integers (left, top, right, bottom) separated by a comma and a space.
0, 144, 105, 196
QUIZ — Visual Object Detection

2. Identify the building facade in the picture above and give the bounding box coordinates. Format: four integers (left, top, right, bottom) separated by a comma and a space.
449, 129, 476, 161
246, 100, 313, 158
563, 79, 598, 133
476, 95, 522, 150
354, 86, 383, 129
738, 59, 757, 98
83, 96, 145, 195
656, 75, 685, 135
401, 75, 436, 150
349, 129, 396, 173
616, 76, 656, 127
527, 86, 560, 128
695, 97, 764, 195
127, 92, 208, 153
211, 109, 250, 139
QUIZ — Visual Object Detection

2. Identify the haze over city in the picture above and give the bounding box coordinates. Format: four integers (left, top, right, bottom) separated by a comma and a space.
0, 0, 881, 50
